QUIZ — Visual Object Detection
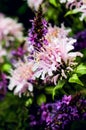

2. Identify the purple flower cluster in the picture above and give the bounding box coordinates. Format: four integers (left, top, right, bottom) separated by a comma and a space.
28, 6, 48, 51
74, 30, 86, 51
29, 94, 86, 130
0, 72, 7, 100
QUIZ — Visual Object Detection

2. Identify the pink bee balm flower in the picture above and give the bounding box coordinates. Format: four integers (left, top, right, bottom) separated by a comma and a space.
65, 0, 86, 21
45, 24, 71, 43
8, 59, 34, 97
0, 13, 24, 44
27, 0, 43, 10
66, 0, 82, 9
45, 25, 82, 64
77, 5, 86, 21
33, 45, 61, 80
32, 25, 83, 84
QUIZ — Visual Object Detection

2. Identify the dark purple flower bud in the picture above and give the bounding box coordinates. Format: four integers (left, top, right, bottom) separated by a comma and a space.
11, 46, 26, 57
82, 113, 86, 120
0, 72, 7, 100
74, 30, 86, 51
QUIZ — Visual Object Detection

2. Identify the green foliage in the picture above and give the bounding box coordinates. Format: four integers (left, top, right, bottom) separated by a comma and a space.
37, 94, 46, 105
65, 9, 80, 17
68, 74, 84, 86
2, 64, 11, 73
0, 93, 29, 130
75, 63, 86, 76
49, 0, 57, 7
70, 120, 86, 130
52, 79, 66, 99
25, 98, 33, 107
45, 86, 54, 95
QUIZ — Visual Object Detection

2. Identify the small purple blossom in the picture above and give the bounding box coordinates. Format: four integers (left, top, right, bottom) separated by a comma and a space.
62, 95, 72, 105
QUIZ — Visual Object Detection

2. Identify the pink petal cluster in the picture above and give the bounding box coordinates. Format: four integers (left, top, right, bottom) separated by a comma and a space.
45, 24, 71, 40
8, 59, 34, 97
66, 0, 82, 8
0, 13, 24, 44
27, 0, 43, 10
64, 0, 86, 21
32, 25, 83, 84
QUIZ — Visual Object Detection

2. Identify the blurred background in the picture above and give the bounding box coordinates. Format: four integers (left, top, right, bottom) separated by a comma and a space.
0, 1, 34, 130
0, 0, 86, 130
0, 0, 35, 31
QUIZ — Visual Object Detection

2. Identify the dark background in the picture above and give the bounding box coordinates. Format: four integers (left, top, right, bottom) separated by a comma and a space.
0, 0, 35, 31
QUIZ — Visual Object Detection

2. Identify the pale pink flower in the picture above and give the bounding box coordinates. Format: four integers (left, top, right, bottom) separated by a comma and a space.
76, 5, 86, 21
33, 46, 61, 80
45, 26, 81, 64
66, 0, 82, 9
27, 0, 43, 10
45, 24, 71, 43
32, 25, 83, 84
0, 45, 6, 63
8, 59, 34, 97
0, 13, 24, 44
56, 37, 82, 64
83, 0, 86, 4
65, 0, 86, 20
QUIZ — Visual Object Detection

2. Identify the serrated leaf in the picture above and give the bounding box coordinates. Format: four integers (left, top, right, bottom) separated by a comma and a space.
49, 0, 57, 7
65, 9, 79, 17
75, 63, 86, 76
52, 79, 65, 99
68, 74, 84, 86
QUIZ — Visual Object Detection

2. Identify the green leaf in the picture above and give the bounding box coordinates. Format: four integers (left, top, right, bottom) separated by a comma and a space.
75, 63, 86, 76
2, 64, 11, 72
49, 0, 57, 7
25, 98, 33, 107
37, 94, 46, 105
45, 86, 54, 94
52, 79, 65, 99
68, 74, 84, 86
65, 9, 79, 17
